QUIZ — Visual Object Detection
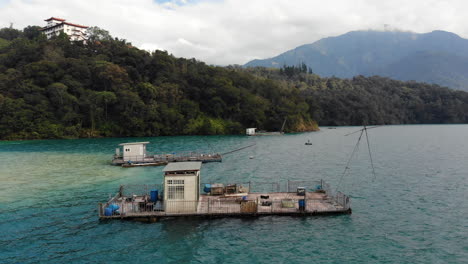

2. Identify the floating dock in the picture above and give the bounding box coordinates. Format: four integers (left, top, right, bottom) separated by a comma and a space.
99, 189, 351, 221
99, 162, 351, 221
112, 142, 222, 166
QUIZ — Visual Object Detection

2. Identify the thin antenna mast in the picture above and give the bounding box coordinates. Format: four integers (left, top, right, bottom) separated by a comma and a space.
335, 129, 364, 193
336, 125, 379, 192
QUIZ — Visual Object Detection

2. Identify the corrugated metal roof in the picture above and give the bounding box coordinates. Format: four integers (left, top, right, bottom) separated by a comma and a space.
118, 142, 150, 146
163, 162, 202, 172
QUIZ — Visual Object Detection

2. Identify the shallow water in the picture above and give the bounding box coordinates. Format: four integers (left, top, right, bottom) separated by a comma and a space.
1, 125, 467, 263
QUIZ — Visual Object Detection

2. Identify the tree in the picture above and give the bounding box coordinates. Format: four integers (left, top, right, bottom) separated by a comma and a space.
0, 27, 22, 40
87, 26, 112, 42
23, 26, 42, 40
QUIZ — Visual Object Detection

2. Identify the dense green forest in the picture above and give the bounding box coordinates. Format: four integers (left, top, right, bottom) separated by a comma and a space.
1, 26, 468, 140
238, 65, 468, 126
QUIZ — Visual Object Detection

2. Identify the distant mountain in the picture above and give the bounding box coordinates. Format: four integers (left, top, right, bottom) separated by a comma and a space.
244, 30, 468, 91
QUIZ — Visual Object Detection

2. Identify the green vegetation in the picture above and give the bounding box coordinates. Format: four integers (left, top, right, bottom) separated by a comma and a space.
0, 38, 9, 49
1, 26, 468, 140
0, 26, 316, 140
240, 65, 468, 126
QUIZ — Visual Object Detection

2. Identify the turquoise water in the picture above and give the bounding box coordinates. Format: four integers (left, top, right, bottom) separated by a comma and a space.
1, 125, 467, 263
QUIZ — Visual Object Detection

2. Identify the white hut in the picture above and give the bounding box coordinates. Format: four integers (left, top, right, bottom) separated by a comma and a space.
118, 142, 149, 162
246, 128, 256, 136
163, 162, 202, 213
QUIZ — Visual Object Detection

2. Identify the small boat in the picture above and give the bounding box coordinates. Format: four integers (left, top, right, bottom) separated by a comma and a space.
305, 140, 312, 145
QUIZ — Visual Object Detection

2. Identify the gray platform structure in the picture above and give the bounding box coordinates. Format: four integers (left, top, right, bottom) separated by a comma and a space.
99, 162, 351, 221
112, 142, 222, 167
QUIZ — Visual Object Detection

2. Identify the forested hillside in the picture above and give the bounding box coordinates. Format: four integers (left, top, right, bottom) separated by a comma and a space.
238, 65, 468, 126
0, 27, 317, 140
1, 26, 468, 140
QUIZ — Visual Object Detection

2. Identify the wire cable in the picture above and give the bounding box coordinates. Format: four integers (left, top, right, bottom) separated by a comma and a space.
335, 129, 364, 193
364, 126, 377, 181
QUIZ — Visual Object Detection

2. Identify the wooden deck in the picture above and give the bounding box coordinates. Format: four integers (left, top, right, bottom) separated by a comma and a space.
99, 191, 350, 221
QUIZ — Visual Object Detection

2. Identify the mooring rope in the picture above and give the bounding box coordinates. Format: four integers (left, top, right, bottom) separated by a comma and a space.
364, 127, 377, 181
221, 143, 256, 156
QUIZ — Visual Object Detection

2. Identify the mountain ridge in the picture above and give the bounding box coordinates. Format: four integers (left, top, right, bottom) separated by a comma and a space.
245, 30, 468, 91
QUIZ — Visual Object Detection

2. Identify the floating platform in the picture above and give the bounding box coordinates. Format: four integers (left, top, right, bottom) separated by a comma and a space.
112, 152, 222, 166
112, 142, 222, 167
98, 181, 351, 221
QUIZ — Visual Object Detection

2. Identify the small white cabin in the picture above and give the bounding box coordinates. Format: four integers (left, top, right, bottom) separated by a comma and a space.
246, 128, 256, 136
118, 142, 149, 162
163, 162, 202, 213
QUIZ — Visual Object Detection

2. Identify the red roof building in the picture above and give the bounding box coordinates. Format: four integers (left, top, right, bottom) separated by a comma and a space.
42, 17, 89, 42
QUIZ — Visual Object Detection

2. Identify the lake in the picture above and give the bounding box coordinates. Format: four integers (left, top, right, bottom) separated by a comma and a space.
1, 125, 467, 263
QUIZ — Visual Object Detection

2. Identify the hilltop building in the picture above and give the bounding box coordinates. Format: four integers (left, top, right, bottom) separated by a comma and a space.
41, 17, 88, 41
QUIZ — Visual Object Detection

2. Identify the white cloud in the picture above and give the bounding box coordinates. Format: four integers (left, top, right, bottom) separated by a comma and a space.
1, 0, 468, 65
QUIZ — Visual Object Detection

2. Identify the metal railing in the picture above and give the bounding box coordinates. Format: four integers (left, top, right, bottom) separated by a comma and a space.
287, 180, 324, 193
200, 182, 251, 195
98, 192, 121, 217
250, 182, 281, 193
99, 197, 349, 218
119, 184, 163, 197
99, 180, 350, 218
334, 191, 351, 210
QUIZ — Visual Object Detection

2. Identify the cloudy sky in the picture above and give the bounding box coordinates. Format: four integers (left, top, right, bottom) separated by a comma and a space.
0, 0, 467, 65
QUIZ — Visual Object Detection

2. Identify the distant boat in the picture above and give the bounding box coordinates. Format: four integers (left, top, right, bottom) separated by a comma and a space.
305, 140, 312, 145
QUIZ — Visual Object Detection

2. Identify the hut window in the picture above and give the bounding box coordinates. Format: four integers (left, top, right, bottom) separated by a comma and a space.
167, 179, 185, 199
167, 185, 184, 199
166, 179, 184, 185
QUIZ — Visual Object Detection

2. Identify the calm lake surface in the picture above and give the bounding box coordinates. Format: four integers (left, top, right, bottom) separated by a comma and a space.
1, 125, 467, 263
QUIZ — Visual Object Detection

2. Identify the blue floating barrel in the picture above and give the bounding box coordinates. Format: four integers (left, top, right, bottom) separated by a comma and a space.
109, 204, 120, 212
104, 207, 113, 216
150, 190, 159, 202
298, 199, 305, 208
316, 184, 322, 190
242, 196, 248, 201
204, 184, 211, 193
